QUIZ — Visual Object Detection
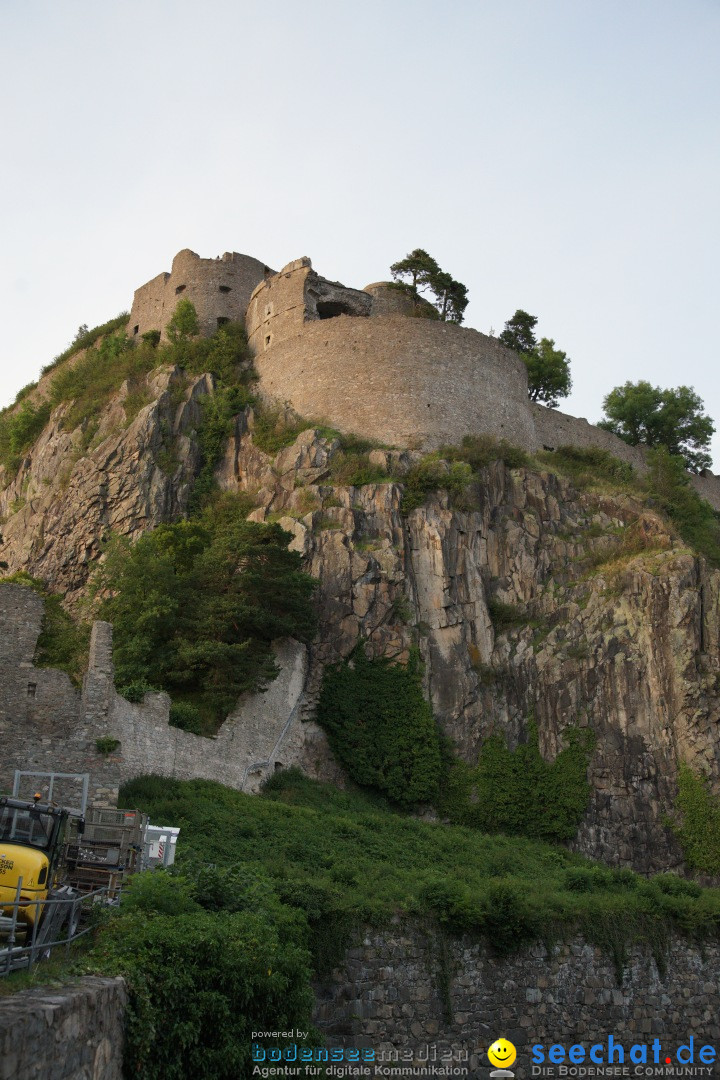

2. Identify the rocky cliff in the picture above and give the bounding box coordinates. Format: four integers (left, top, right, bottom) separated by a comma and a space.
1, 352, 718, 874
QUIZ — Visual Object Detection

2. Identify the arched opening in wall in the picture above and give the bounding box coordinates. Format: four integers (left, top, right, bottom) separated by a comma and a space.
175, 284, 186, 295
217, 317, 230, 328
219, 285, 231, 294
316, 301, 359, 320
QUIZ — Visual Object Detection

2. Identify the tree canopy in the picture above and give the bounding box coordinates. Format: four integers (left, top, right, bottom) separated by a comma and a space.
599, 381, 714, 472
499, 309, 572, 407
390, 249, 469, 324
94, 494, 316, 726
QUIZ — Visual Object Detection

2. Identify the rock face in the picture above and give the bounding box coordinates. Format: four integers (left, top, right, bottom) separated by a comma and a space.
220, 420, 720, 873
0, 368, 211, 601
2, 363, 719, 872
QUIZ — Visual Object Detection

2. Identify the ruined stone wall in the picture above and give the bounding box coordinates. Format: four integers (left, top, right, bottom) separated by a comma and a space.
315, 924, 720, 1077
128, 248, 272, 341
531, 403, 649, 470
0, 977, 126, 1080
0, 584, 312, 806
253, 314, 536, 452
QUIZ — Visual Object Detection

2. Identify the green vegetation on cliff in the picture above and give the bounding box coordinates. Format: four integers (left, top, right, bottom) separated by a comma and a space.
671, 763, 720, 876
439, 724, 595, 844
94, 494, 316, 731
316, 648, 443, 807
113, 772, 720, 967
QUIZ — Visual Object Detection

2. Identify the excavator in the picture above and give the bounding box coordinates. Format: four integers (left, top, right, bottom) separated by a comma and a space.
0, 771, 178, 972
0, 792, 79, 933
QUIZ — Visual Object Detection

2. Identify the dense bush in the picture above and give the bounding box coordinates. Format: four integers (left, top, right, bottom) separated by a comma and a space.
438, 723, 595, 844
315, 648, 443, 807
646, 447, 720, 567
117, 773, 720, 965
94, 494, 316, 727
670, 763, 720, 875
0, 400, 52, 473
89, 868, 315, 1080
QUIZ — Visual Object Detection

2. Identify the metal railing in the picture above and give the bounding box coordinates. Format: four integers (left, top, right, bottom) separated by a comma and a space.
0, 877, 108, 976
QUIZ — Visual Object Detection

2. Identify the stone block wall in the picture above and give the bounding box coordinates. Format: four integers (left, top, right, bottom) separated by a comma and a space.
128, 248, 272, 341
0, 584, 312, 807
0, 977, 126, 1080
253, 313, 536, 452
314, 924, 720, 1078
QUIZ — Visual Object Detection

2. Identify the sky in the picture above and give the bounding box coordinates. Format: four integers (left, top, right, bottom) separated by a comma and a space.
1, 0, 719, 461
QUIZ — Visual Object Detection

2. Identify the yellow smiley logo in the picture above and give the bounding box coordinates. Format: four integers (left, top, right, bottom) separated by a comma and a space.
488, 1039, 517, 1069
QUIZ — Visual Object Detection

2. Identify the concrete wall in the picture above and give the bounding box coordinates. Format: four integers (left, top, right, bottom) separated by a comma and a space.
128, 248, 272, 341
0, 977, 126, 1080
0, 584, 311, 807
315, 924, 720, 1077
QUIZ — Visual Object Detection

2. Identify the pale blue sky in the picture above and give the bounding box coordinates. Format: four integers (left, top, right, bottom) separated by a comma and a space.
1, 0, 719, 461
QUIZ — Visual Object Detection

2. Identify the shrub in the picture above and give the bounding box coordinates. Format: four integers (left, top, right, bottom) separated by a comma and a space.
540, 445, 636, 490
40, 313, 129, 375
487, 598, 527, 630
166, 299, 200, 345
670, 762, 720, 875
645, 447, 720, 567
438, 723, 595, 845
251, 406, 318, 454
0, 400, 52, 473
90, 903, 315, 1080
402, 458, 473, 514
169, 701, 204, 735
95, 737, 121, 755
118, 681, 160, 703
441, 434, 529, 472
315, 647, 443, 807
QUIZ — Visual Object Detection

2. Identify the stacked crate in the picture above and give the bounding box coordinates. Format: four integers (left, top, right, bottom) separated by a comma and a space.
64, 808, 148, 897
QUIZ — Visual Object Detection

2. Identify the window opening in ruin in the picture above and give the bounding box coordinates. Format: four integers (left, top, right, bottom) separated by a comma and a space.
219, 285, 231, 293
27, 682, 37, 698
175, 284, 186, 295
217, 317, 230, 328
133, 325, 139, 335
316, 301, 357, 319
265, 335, 271, 348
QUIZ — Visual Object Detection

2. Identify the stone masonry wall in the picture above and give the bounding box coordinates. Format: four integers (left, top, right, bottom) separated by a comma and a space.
314, 924, 720, 1078
128, 248, 272, 341
0, 584, 313, 806
253, 314, 537, 452
0, 977, 126, 1080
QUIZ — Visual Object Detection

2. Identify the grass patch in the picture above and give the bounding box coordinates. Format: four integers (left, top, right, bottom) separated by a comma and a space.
537, 445, 639, 493
487, 597, 527, 630
40, 313, 129, 375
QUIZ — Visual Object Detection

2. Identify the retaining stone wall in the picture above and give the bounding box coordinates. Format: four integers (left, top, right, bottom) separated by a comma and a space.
314, 924, 720, 1078
0, 977, 126, 1080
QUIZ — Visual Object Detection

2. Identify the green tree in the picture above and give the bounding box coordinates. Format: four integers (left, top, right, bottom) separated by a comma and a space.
390, 249, 469, 324
599, 381, 714, 472
166, 298, 200, 344
499, 310, 572, 407
499, 309, 538, 355
524, 338, 572, 407
94, 495, 316, 724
